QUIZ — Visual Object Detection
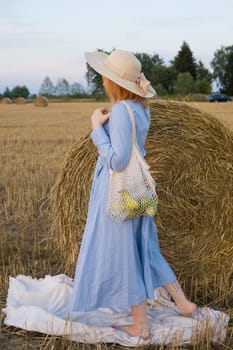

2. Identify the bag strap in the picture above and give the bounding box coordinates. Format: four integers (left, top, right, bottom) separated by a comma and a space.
121, 101, 138, 147
121, 101, 150, 170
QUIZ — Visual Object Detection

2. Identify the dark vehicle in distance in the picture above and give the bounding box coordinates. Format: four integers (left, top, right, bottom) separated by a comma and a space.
208, 94, 232, 102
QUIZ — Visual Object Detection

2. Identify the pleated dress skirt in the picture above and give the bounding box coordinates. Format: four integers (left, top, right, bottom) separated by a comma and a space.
70, 158, 176, 312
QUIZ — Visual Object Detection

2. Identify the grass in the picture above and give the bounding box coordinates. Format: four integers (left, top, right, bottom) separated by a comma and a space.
0, 101, 232, 349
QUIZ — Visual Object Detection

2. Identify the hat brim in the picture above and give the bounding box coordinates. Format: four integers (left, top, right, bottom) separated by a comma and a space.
85, 51, 156, 98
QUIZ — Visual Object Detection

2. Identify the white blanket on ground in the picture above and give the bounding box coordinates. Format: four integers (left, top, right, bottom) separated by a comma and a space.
3, 274, 229, 347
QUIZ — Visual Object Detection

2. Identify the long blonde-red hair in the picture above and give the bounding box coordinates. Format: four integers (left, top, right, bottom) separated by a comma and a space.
103, 77, 148, 108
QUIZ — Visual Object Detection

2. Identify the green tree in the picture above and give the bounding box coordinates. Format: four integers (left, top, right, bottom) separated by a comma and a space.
3, 87, 12, 98
174, 72, 195, 95
211, 45, 233, 94
39, 76, 55, 96
134, 52, 163, 80
196, 61, 212, 83
194, 79, 211, 94
11, 85, 30, 98
151, 65, 177, 94
154, 83, 168, 96
172, 41, 197, 80
224, 50, 233, 95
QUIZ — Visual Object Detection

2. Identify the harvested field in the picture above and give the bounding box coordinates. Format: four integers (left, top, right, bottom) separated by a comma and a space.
0, 101, 232, 349
188, 102, 233, 131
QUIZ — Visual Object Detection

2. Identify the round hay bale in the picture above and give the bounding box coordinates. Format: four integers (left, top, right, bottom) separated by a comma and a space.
1, 97, 12, 104
34, 96, 48, 107
15, 97, 26, 104
50, 100, 233, 305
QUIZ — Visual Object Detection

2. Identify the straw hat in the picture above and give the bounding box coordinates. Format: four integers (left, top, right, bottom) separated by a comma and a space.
85, 50, 156, 98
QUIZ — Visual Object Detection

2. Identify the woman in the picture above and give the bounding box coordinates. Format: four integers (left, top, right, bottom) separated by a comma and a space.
70, 50, 196, 339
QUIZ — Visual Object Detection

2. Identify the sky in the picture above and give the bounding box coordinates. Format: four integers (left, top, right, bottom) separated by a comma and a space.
0, 0, 233, 94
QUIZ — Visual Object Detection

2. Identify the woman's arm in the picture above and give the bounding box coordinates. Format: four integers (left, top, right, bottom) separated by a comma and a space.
90, 102, 132, 171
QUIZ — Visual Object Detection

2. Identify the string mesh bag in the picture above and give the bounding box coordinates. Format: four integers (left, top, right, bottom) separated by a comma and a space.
107, 102, 158, 222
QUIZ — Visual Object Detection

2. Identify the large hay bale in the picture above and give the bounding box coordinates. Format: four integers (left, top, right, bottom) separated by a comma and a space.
15, 97, 26, 104
34, 96, 48, 107
50, 100, 233, 305
1, 97, 12, 104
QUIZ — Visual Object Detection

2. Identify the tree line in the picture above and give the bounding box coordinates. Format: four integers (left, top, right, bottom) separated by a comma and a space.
1, 42, 233, 99
0, 79, 89, 100
38, 78, 90, 98
86, 42, 233, 97
1, 85, 31, 99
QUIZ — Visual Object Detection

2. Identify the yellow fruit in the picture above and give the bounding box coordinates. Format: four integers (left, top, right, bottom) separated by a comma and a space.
121, 190, 139, 211
139, 196, 158, 214
145, 206, 156, 216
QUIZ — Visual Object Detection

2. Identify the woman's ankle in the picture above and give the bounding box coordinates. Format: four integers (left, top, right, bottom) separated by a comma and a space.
133, 320, 148, 331
131, 301, 148, 328
176, 301, 197, 315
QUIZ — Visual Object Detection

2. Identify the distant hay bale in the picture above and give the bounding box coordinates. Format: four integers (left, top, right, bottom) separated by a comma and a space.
1, 97, 12, 104
50, 100, 233, 305
15, 97, 26, 104
34, 96, 48, 107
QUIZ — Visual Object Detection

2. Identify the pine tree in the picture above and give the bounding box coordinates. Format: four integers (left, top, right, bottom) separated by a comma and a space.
3, 87, 12, 98
172, 41, 197, 80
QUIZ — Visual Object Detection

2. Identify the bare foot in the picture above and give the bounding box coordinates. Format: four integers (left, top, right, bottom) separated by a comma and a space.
112, 324, 153, 339
176, 301, 197, 316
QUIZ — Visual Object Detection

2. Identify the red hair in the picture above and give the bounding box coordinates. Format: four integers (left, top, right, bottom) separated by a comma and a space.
103, 77, 148, 108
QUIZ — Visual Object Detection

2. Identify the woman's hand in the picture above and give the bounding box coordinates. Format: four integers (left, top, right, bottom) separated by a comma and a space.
91, 108, 110, 130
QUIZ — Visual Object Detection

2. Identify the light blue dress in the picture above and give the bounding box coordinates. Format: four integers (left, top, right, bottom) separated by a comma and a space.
70, 100, 176, 312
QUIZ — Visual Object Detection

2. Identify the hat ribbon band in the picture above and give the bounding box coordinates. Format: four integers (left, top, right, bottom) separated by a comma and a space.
103, 60, 151, 94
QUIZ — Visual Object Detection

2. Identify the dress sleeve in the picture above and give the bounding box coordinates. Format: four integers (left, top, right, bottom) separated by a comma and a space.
90, 102, 132, 171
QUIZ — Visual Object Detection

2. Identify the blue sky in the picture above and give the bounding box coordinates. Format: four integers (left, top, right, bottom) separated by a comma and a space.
0, 0, 233, 94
